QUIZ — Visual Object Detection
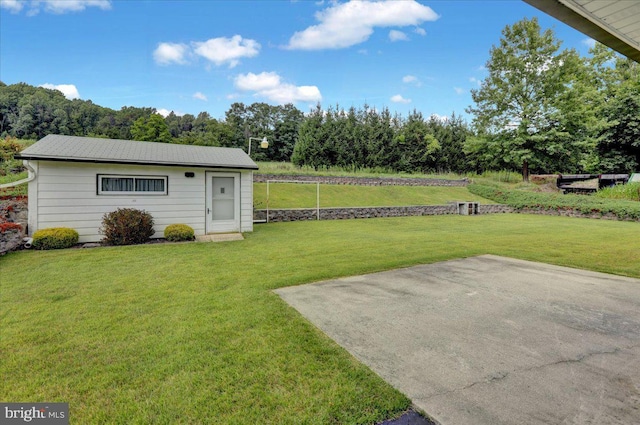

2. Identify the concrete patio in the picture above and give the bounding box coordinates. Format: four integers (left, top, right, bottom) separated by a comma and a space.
276, 255, 640, 425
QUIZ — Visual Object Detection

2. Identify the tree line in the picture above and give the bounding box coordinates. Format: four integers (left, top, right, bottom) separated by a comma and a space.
0, 81, 473, 173
1, 17, 638, 178
292, 105, 471, 173
0, 84, 305, 163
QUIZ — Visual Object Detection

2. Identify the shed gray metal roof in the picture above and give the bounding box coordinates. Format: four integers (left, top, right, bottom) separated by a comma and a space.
16, 134, 259, 170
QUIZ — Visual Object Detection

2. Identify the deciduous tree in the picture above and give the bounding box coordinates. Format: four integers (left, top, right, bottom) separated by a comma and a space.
130, 113, 172, 143
587, 45, 640, 173
467, 17, 583, 180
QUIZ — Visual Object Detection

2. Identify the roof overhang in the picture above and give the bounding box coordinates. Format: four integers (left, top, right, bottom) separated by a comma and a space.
15, 154, 260, 170
524, 0, 640, 62
15, 135, 259, 170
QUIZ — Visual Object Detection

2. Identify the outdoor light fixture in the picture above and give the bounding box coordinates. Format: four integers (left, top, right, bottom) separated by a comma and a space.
248, 137, 269, 156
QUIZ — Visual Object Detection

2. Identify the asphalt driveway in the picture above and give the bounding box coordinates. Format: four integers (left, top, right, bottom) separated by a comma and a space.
275, 255, 640, 425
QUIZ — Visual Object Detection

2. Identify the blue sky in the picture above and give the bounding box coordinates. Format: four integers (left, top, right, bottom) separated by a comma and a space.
0, 0, 597, 121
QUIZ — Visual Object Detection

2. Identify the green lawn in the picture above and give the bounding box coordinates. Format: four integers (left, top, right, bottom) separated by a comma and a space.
254, 183, 494, 208
255, 161, 464, 180
2, 215, 639, 424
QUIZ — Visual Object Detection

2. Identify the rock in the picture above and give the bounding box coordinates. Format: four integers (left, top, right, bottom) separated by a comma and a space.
0, 228, 24, 254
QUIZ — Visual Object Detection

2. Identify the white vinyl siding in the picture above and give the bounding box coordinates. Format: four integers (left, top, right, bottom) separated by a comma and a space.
28, 161, 253, 242
240, 171, 253, 232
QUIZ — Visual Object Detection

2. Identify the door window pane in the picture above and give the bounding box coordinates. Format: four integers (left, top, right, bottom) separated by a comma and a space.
212, 177, 235, 220
212, 199, 234, 220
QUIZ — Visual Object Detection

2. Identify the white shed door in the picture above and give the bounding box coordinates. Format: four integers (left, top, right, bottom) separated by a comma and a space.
206, 172, 240, 233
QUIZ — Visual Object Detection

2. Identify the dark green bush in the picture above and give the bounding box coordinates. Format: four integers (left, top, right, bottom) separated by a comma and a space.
469, 184, 640, 220
164, 224, 195, 242
33, 227, 79, 250
100, 208, 155, 245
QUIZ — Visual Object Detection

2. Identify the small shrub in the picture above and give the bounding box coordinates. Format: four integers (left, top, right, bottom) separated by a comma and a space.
100, 208, 155, 246
164, 224, 195, 242
33, 227, 79, 250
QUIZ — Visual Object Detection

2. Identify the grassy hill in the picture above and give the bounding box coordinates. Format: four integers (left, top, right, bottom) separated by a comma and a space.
254, 183, 494, 209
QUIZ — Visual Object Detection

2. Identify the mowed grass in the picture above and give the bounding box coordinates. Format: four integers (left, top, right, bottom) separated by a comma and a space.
255, 161, 464, 180
254, 183, 494, 208
2, 215, 639, 424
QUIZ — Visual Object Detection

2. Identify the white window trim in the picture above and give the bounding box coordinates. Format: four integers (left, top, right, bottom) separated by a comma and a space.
97, 174, 168, 196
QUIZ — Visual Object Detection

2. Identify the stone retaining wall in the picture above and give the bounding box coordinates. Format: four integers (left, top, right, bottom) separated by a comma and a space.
254, 174, 469, 187
517, 207, 639, 222
0, 198, 28, 254
255, 204, 514, 222
254, 204, 640, 223
478, 204, 515, 214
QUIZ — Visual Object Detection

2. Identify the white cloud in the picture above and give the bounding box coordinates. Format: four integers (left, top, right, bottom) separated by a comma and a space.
287, 0, 438, 50
235, 71, 282, 91
0, 0, 23, 12
454, 87, 465, 95
430, 113, 449, 122
193, 35, 260, 68
402, 75, 422, 87
582, 38, 596, 48
234, 71, 322, 104
156, 109, 184, 117
42, 0, 111, 13
2, 0, 111, 14
414, 27, 426, 36
262, 85, 323, 104
469, 77, 481, 86
153, 42, 189, 65
40, 83, 80, 99
390, 94, 411, 104
153, 35, 260, 68
193, 92, 208, 101
389, 30, 408, 42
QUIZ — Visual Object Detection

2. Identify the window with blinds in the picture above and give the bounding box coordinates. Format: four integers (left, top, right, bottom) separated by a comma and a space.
98, 175, 167, 195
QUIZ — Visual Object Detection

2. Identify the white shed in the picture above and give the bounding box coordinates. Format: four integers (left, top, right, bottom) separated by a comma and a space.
16, 135, 258, 243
